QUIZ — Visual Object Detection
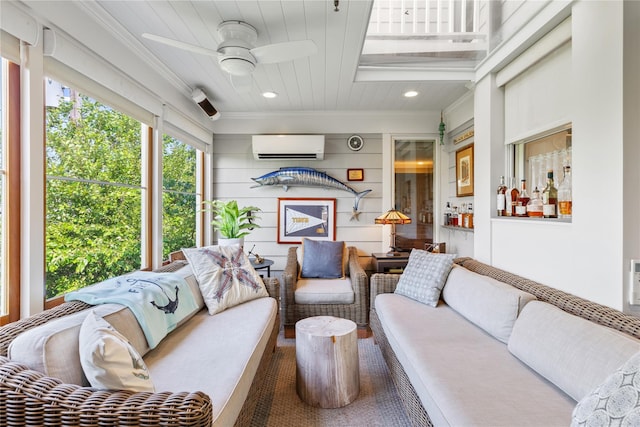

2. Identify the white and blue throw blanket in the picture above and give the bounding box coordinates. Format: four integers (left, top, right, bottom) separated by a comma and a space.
65, 272, 199, 348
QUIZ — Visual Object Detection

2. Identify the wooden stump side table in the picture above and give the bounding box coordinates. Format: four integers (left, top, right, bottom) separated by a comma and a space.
295, 316, 360, 408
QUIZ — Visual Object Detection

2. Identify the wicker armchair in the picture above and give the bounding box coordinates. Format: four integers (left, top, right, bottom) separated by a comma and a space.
282, 245, 369, 331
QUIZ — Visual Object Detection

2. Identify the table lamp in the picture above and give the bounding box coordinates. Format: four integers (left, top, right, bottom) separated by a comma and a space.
375, 208, 411, 256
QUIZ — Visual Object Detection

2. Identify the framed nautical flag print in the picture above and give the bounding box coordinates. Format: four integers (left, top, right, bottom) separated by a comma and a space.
277, 198, 336, 244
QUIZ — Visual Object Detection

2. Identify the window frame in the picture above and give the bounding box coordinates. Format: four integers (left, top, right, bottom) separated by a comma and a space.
0, 59, 21, 325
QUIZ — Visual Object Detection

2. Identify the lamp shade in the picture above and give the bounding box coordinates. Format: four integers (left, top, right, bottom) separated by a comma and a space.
375, 209, 412, 225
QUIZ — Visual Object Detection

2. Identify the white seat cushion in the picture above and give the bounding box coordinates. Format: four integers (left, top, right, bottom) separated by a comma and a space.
294, 278, 354, 304
144, 296, 277, 427
375, 293, 576, 426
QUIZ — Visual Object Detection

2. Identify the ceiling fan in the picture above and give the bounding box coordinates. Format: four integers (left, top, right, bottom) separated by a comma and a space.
142, 21, 317, 92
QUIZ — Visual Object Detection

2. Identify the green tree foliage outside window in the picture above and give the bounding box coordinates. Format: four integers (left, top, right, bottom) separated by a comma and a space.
162, 135, 196, 259
45, 93, 198, 299
46, 94, 142, 299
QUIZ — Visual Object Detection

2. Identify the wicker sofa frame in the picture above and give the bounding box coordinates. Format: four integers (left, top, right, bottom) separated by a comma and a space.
370, 257, 640, 427
282, 245, 369, 329
0, 261, 280, 427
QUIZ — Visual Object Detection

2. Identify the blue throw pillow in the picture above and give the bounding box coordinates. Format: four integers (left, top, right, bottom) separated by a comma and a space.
394, 250, 456, 307
300, 239, 345, 279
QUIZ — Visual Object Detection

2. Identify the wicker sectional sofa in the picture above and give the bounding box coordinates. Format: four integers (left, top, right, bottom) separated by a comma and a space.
0, 261, 280, 427
370, 257, 640, 427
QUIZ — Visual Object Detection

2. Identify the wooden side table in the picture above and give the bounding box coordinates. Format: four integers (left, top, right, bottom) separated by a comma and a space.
371, 252, 410, 273
295, 316, 360, 408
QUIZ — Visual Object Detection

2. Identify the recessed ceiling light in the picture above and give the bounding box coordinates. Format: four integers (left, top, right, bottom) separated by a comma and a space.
262, 91, 278, 98
404, 90, 418, 98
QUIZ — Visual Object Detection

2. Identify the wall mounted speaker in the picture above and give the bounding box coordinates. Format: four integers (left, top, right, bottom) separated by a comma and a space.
191, 88, 220, 120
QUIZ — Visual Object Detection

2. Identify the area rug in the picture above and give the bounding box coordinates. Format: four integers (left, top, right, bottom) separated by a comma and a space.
250, 333, 412, 427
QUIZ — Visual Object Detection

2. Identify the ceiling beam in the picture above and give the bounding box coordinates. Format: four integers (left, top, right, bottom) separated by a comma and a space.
355, 67, 475, 82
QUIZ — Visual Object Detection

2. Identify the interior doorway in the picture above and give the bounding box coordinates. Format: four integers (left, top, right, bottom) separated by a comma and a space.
393, 139, 436, 251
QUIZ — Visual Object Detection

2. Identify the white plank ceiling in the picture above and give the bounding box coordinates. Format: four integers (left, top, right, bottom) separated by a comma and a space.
19, 0, 472, 114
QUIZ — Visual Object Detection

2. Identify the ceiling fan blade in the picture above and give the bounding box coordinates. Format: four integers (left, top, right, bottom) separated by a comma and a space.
250, 40, 317, 64
230, 74, 253, 93
142, 33, 218, 57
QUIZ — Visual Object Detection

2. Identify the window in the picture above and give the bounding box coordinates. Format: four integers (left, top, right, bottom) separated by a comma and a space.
45, 80, 143, 299
162, 135, 196, 259
0, 57, 20, 324
0, 60, 6, 317
394, 139, 435, 250
514, 127, 572, 194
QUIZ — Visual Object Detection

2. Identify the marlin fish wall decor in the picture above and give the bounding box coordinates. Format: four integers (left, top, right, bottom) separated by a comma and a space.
251, 167, 371, 221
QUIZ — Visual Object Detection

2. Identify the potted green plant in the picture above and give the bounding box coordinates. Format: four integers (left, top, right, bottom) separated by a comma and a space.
204, 200, 260, 247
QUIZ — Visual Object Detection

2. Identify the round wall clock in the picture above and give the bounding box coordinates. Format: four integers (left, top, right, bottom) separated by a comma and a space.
347, 135, 364, 151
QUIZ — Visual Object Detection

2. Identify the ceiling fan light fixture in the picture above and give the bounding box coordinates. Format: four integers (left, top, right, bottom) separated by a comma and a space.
218, 46, 256, 76
219, 57, 256, 76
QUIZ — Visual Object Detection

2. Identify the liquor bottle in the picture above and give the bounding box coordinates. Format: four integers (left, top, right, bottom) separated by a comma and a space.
515, 179, 530, 217
505, 177, 513, 216
507, 177, 519, 216
558, 165, 572, 219
496, 176, 507, 216
444, 202, 451, 225
527, 187, 544, 217
466, 203, 474, 228
542, 171, 558, 218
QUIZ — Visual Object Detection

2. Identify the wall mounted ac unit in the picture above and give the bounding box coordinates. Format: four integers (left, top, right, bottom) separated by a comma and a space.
252, 135, 325, 160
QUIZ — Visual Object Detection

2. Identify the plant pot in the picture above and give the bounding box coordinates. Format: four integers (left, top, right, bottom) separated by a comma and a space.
218, 237, 244, 248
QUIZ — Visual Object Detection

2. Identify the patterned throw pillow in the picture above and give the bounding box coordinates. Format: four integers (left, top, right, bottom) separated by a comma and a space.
394, 250, 456, 307
79, 310, 154, 392
182, 244, 268, 315
571, 351, 640, 426
300, 239, 345, 279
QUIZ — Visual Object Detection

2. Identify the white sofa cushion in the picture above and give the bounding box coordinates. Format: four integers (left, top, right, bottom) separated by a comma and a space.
571, 350, 640, 426
294, 277, 354, 304
8, 303, 145, 385
394, 250, 456, 307
8, 265, 201, 386
508, 301, 640, 401
144, 296, 277, 427
375, 293, 576, 426
442, 265, 536, 343
79, 310, 154, 392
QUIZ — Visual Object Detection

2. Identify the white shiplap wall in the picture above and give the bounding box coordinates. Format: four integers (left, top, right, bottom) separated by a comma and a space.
211, 133, 383, 274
